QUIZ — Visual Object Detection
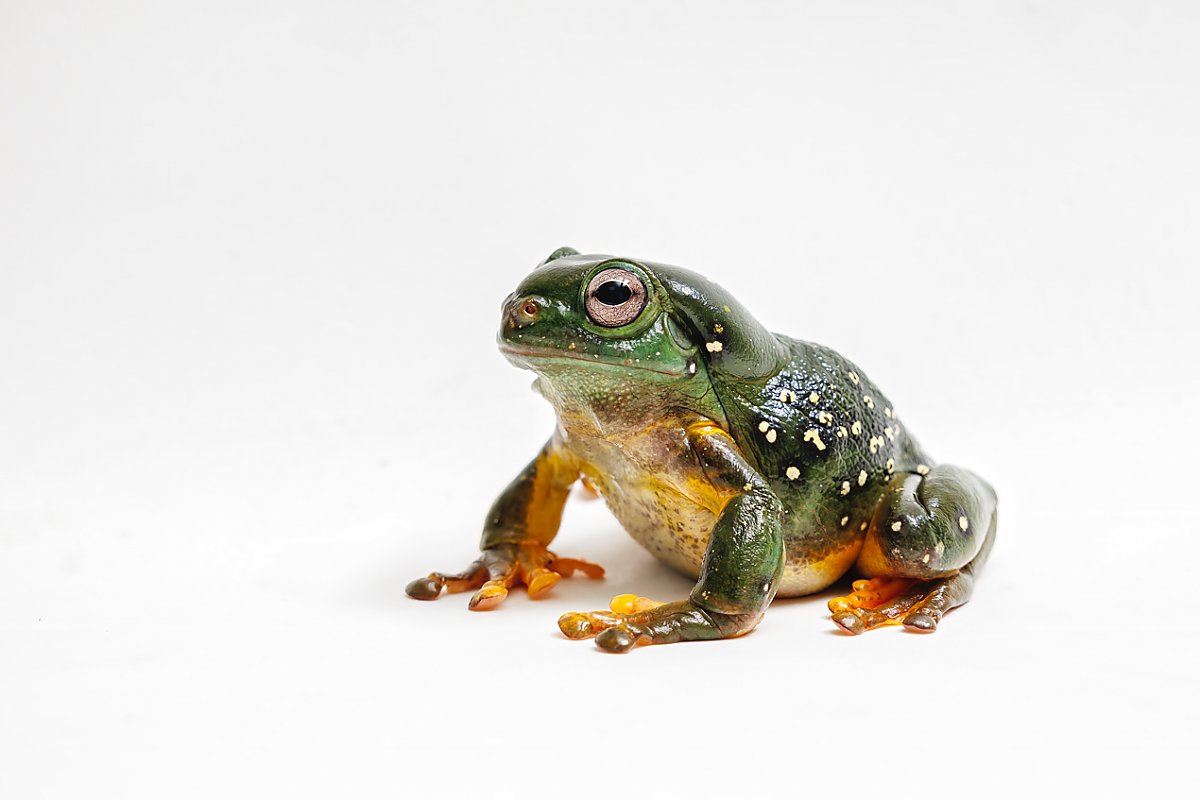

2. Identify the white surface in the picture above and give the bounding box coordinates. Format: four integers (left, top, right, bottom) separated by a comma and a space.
2, 2, 1198, 797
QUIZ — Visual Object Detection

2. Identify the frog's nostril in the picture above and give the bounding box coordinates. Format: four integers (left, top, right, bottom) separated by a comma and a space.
510, 297, 540, 327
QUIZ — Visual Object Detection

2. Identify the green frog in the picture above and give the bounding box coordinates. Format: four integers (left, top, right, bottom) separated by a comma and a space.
406, 248, 997, 653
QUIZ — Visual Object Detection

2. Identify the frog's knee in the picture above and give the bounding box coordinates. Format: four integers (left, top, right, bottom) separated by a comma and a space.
859, 465, 996, 579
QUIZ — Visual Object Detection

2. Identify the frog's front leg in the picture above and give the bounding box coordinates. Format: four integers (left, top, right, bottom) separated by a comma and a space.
829, 465, 997, 634
559, 421, 784, 653
405, 439, 604, 609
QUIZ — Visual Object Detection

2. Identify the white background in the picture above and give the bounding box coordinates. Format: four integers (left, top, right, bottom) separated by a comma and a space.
2, 1, 1198, 797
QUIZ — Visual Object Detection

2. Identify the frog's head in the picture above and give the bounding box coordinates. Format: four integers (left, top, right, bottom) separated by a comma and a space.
498, 247, 787, 422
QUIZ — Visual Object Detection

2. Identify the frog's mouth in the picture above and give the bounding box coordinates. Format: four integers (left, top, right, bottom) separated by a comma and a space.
499, 344, 687, 377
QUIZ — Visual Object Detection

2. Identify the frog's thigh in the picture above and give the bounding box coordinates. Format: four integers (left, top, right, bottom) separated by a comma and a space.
858, 465, 996, 579
830, 465, 997, 634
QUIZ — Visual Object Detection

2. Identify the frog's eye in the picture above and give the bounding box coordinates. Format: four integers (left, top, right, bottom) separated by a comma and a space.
585, 268, 647, 327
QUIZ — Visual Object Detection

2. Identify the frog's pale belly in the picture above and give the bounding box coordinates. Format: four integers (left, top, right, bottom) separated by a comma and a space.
572, 427, 856, 597
592, 472, 717, 579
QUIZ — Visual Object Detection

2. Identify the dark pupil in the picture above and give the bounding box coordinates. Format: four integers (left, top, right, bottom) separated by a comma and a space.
594, 280, 633, 306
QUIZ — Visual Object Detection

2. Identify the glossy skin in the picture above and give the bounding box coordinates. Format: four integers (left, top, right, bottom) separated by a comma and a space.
407, 249, 997, 652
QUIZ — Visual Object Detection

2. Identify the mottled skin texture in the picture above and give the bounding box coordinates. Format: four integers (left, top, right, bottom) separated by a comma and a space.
407, 249, 997, 652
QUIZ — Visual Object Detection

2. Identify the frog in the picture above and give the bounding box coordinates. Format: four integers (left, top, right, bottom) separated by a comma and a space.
406, 248, 997, 653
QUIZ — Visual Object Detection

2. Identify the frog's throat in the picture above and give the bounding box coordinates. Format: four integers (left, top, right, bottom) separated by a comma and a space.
499, 344, 689, 378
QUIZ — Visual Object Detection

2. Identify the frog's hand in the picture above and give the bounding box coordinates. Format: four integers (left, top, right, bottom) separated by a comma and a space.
406, 542, 604, 609
405, 438, 604, 609
557, 420, 783, 653
829, 465, 997, 634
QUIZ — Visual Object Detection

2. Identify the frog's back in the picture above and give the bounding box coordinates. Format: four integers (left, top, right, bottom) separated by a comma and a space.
712, 336, 931, 595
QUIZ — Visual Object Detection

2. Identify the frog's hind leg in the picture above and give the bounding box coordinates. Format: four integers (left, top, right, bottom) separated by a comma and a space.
829, 465, 997, 634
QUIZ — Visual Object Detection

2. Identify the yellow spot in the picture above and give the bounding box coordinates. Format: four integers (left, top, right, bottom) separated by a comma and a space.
817, 410, 833, 425
840, 481, 851, 495
851, 421, 863, 435
959, 516, 969, 532
766, 429, 778, 443
935, 541, 945, 557
848, 371, 860, 385
706, 341, 723, 353
779, 388, 797, 403
758, 420, 770, 432
863, 395, 875, 409
722, 304, 732, 313
836, 426, 848, 438
884, 426, 894, 440
916, 464, 930, 475
786, 466, 800, 480
567, 342, 576, 350
808, 392, 820, 404
922, 553, 931, 564
891, 520, 903, 532
884, 406, 893, 418
743, 483, 753, 492
858, 470, 868, 486
713, 323, 724, 333
803, 429, 827, 451
886, 458, 895, 473
869, 436, 883, 453
859, 521, 868, 531
840, 516, 849, 527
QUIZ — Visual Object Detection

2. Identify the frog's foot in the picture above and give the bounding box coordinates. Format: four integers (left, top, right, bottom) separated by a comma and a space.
558, 594, 756, 654
557, 594, 666, 639
828, 575, 966, 634
405, 542, 604, 611
833, 467, 999, 635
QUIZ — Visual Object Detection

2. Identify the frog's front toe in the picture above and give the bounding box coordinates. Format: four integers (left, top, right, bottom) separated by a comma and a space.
557, 594, 664, 640
406, 542, 605, 610
558, 594, 757, 653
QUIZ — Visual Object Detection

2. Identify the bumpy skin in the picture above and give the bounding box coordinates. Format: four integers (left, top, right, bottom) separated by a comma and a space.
407, 249, 997, 652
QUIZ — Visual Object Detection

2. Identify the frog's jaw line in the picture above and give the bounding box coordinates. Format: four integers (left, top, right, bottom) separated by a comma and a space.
499, 345, 688, 378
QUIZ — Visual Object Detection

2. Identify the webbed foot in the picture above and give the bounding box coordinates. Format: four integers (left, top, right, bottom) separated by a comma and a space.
828, 575, 967, 634
558, 594, 756, 653
406, 542, 604, 610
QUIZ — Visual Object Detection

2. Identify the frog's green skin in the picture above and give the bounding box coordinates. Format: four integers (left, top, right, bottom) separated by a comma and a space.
407, 249, 997, 652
